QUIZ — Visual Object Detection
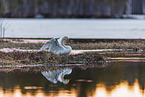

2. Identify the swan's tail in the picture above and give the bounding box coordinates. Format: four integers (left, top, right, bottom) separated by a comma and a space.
40, 44, 48, 51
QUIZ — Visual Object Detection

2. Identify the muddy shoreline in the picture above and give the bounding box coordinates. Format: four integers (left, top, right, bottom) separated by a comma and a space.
0, 38, 145, 66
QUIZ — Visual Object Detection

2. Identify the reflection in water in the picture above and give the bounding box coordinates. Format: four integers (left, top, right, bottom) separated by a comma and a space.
0, 80, 144, 97
0, 87, 77, 97
94, 80, 143, 97
0, 62, 145, 97
41, 68, 72, 84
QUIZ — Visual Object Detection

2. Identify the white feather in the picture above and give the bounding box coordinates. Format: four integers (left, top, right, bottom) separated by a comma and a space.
40, 36, 72, 55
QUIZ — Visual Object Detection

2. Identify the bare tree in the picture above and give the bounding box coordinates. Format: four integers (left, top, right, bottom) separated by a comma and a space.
0, 18, 8, 38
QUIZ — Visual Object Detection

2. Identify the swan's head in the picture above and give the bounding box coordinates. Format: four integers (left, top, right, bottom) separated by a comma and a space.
58, 36, 70, 45
63, 36, 69, 41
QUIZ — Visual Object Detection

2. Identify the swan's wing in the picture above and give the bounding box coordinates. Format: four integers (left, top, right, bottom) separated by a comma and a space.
50, 39, 65, 54
56, 36, 72, 55
49, 38, 60, 50
40, 38, 56, 51
40, 41, 51, 51
41, 71, 58, 84
58, 37, 62, 44
40, 37, 66, 54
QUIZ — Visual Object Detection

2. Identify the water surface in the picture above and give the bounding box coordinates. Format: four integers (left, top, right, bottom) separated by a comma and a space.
0, 62, 145, 97
4, 18, 145, 38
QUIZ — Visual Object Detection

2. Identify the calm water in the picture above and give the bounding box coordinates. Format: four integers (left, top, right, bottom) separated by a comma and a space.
3, 18, 145, 38
0, 62, 145, 97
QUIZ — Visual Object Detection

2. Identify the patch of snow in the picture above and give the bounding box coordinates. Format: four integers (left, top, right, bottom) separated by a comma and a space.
123, 14, 145, 19
70, 49, 124, 54
0, 48, 40, 52
22, 39, 48, 43
0, 48, 138, 54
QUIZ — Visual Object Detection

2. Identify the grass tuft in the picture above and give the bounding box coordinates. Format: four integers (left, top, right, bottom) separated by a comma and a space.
0, 51, 105, 65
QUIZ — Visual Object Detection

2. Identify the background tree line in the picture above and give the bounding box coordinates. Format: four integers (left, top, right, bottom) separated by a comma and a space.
0, 0, 144, 18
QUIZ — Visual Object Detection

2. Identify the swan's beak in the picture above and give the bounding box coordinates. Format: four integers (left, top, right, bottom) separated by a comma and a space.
67, 38, 69, 40
67, 79, 70, 83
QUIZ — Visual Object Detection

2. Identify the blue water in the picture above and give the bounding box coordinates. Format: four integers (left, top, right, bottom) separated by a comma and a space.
3, 18, 145, 38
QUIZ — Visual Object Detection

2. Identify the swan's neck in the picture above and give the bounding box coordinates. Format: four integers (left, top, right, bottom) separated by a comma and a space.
60, 37, 67, 48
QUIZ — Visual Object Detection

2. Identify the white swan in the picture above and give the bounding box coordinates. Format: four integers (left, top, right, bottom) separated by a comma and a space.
41, 68, 72, 84
40, 36, 72, 55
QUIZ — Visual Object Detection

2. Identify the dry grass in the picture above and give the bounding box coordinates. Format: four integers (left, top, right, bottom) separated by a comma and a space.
0, 62, 108, 72
0, 51, 105, 65
1, 39, 145, 50
0, 41, 43, 49
0, 39, 145, 65
70, 40, 145, 50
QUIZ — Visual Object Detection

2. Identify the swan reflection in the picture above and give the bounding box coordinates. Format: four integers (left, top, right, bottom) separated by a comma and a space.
41, 68, 72, 84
